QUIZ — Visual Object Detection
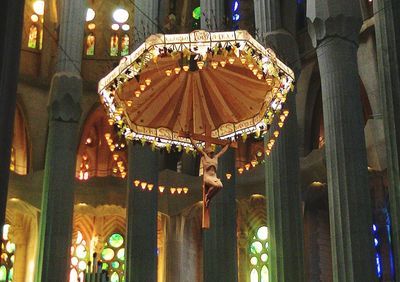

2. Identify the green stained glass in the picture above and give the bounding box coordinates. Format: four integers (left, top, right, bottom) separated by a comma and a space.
261, 253, 268, 262
111, 261, 120, 269
78, 260, 87, 271
71, 256, 79, 266
251, 241, 262, 254
111, 272, 120, 282
121, 35, 129, 56
250, 268, 258, 282
117, 248, 125, 261
86, 33, 95, 56
9, 267, 13, 280
250, 257, 257, 265
102, 263, 109, 270
192, 7, 201, 20
109, 233, 124, 248
0, 265, 6, 281
76, 245, 87, 259
257, 226, 268, 240
110, 35, 119, 57
28, 25, 38, 49
10, 255, 15, 263
261, 265, 269, 282
122, 263, 125, 270
265, 242, 269, 249
101, 248, 115, 261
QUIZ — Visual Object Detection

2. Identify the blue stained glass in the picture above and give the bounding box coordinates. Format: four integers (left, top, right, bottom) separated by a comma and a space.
232, 14, 240, 21
233, 1, 239, 12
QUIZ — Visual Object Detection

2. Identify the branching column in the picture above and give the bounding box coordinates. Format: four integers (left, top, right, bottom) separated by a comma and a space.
203, 148, 237, 282
200, 0, 225, 30
0, 0, 25, 231
126, 143, 159, 282
257, 0, 305, 280
374, 0, 400, 276
307, 1, 376, 280
35, 0, 85, 281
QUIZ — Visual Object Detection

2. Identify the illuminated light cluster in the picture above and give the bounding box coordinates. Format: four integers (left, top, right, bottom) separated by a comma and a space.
98, 31, 295, 150
132, 180, 189, 195
78, 154, 90, 181
133, 78, 152, 98
29, 1, 45, 50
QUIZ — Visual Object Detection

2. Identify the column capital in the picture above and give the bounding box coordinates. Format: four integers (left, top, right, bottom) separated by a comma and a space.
307, 0, 362, 47
48, 72, 82, 122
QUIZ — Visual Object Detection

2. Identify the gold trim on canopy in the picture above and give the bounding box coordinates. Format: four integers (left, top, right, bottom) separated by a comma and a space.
98, 30, 295, 149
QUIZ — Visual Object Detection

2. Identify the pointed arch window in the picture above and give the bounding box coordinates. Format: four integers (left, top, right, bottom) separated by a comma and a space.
249, 226, 269, 282
1, 224, 16, 282
100, 233, 125, 281
110, 35, 119, 57
86, 33, 96, 56
120, 34, 130, 56
28, 25, 38, 49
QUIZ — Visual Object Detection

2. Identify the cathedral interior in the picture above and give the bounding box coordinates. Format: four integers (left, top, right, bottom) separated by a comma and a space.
1, 0, 400, 281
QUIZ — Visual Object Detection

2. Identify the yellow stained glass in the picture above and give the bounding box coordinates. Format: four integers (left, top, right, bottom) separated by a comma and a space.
110, 35, 119, 56
121, 34, 129, 56
257, 226, 268, 240
86, 33, 95, 56
250, 269, 258, 282
111, 272, 119, 282
261, 265, 269, 282
28, 25, 38, 49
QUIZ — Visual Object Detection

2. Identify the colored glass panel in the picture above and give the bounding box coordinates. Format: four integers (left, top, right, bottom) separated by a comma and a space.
261, 265, 269, 282
250, 257, 257, 265
250, 269, 258, 282
28, 25, 38, 49
261, 253, 268, 262
120, 35, 129, 56
78, 260, 87, 271
117, 248, 125, 260
192, 7, 201, 20
251, 241, 262, 254
86, 33, 95, 56
257, 226, 268, 240
71, 257, 79, 266
76, 245, 87, 259
112, 261, 120, 269
0, 266, 6, 281
101, 248, 115, 261
109, 233, 124, 248
110, 35, 119, 56
111, 272, 120, 282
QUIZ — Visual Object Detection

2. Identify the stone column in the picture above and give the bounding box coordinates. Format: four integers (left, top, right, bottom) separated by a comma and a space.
0, 0, 25, 231
125, 143, 159, 282
203, 148, 237, 282
200, 0, 225, 30
307, 1, 376, 281
35, 0, 86, 281
133, 0, 159, 45
166, 215, 185, 282
257, 0, 305, 280
12, 223, 27, 282
374, 0, 400, 276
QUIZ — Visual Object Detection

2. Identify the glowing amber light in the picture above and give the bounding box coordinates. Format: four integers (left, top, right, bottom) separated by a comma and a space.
177, 188, 182, 194
121, 172, 127, 178
197, 61, 204, 69
133, 180, 140, 187
147, 184, 154, 191
170, 187, 176, 194
108, 118, 114, 125
31, 14, 39, 22
88, 23, 96, 30
240, 57, 246, 64
105, 133, 111, 139
238, 167, 244, 174
278, 121, 284, 128
226, 173, 232, 180
86, 137, 92, 144
273, 131, 279, 138
127, 100, 132, 107
159, 186, 165, 193
220, 60, 226, 67
135, 90, 141, 97
257, 73, 263, 79
248, 63, 254, 70
183, 65, 189, 71
174, 67, 181, 74
110, 145, 115, 151
252, 69, 258, 75
183, 187, 189, 194
113, 154, 119, 161
145, 78, 151, 86
267, 143, 273, 150
245, 163, 251, 171
139, 84, 146, 91
165, 69, 172, 76
283, 109, 289, 117
211, 61, 218, 69
251, 160, 258, 167
141, 182, 147, 189
265, 149, 271, 155
228, 57, 235, 64
269, 139, 275, 145
279, 115, 286, 122
266, 77, 273, 86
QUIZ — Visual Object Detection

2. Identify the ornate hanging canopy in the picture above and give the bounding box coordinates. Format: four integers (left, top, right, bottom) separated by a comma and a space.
98, 30, 295, 149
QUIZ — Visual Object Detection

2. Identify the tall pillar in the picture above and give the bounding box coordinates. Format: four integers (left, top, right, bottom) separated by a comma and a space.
133, 0, 159, 45
203, 148, 237, 282
200, 0, 225, 30
0, 0, 25, 231
126, 143, 159, 282
257, 0, 305, 280
307, 1, 376, 281
166, 215, 185, 282
374, 0, 400, 276
35, 0, 86, 281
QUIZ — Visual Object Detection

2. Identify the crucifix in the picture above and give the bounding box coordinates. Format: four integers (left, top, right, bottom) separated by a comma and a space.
182, 129, 236, 229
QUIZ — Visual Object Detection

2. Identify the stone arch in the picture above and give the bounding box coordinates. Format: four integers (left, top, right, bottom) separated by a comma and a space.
11, 102, 30, 175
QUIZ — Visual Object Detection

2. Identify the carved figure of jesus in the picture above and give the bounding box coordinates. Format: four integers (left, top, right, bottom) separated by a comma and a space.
190, 138, 230, 207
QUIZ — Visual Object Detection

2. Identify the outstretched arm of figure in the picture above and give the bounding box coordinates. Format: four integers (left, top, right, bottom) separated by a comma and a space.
190, 137, 207, 157
215, 142, 230, 159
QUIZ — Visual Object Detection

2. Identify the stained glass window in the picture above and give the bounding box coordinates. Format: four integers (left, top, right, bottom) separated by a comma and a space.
120, 34, 129, 56
1, 224, 15, 282
110, 35, 119, 57
28, 25, 38, 49
372, 224, 383, 279
86, 33, 95, 56
101, 233, 125, 281
69, 231, 89, 282
232, 1, 240, 30
192, 6, 201, 29
249, 226, 269, 282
